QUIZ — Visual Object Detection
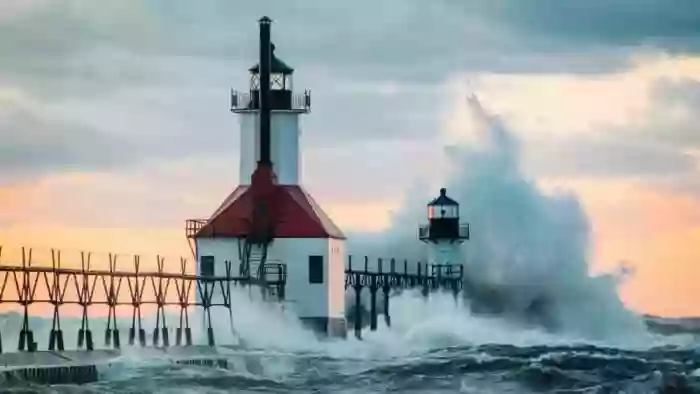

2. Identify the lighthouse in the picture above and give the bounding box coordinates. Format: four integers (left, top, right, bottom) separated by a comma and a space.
186, 17, 347, 338
419, 188, 470, 266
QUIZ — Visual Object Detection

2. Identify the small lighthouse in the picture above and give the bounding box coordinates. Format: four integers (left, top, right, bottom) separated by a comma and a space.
419, 188, 470, 266
186, 17, 347, 338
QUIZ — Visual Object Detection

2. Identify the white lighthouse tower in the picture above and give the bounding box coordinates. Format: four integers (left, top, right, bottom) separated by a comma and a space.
419, 188, 470, 266
186, 17, 347, 338
235, 43, 308, 186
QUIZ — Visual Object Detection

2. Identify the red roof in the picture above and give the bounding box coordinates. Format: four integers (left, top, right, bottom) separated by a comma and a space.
195, 166, 345, 240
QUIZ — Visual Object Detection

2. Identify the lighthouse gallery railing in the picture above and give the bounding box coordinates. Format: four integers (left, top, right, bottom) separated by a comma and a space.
418, 223, 470, 240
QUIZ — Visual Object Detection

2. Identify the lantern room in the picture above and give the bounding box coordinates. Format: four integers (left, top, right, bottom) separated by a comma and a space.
248, 43, 294, 92
427, 188, 459, 219
230, 42, 310, 112
231, 41, 310, 113
419, 188, 470, 243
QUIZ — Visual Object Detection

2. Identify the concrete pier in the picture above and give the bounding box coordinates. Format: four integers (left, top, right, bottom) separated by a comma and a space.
0, 347, 240, 386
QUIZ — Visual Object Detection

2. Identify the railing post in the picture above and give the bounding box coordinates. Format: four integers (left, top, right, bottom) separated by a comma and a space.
17, 247, 36, 352
305, 90, 311, 109
231, 89, 237, 109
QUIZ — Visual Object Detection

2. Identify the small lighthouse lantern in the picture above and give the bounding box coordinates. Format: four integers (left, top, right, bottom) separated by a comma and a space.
231, 21, 310, 114
248, 43, 294, 92
419, 188, 470, 243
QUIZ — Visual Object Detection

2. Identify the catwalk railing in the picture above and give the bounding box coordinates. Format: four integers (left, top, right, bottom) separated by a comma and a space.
0, 247, 286, 354
345, 256, 464, 339
230, 90, 311, 113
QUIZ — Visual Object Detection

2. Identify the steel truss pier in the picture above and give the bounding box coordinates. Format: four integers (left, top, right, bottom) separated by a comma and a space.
0, 247, 465, 349
0, 247, 285, 353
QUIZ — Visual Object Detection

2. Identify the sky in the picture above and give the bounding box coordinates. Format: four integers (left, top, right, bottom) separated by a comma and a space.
0, 0, 699, 317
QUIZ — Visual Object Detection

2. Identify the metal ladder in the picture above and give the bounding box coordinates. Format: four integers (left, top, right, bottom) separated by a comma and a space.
239, 240, 276, 281
248, 245, 266, 280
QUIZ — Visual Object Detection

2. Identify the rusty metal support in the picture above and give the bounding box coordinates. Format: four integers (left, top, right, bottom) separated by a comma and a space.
47, 249, 65, 351
76, 252, 96, 351
0, 245, 273, 352
152, 255, 171, 348
16, 247, 38, 352
127, 255, 146, 347
175, 258, 193, 346
102, 253, 122, 349
196, 277, 216, 347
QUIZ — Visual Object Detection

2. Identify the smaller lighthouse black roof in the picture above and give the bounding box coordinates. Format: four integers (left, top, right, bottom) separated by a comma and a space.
428, 188, 458, 206
249, 43, 294, 74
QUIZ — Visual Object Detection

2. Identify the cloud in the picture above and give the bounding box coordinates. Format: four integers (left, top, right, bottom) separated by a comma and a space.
303, 83, 445, 147
304, 139, 444, 204
0, 61, 449, 183
0, 0, 51, 23
0, 91, 135, 182
645, 78, 700, 147
0, 147, 424, 230
2, 0, 698, 95
519, 79, 700, 185
451, 58, 700, 193
470, 0, 700, 53
525, 135, 696, 179
0, 159, 230, 228
1, 0, 698, 190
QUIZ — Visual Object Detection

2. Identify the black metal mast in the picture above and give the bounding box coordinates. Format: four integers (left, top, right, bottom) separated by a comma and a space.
258, 16, 272, 167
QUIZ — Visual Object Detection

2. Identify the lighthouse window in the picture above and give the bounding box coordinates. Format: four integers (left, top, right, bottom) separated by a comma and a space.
201, 255, 215, 277
308, 255, 324, 284
428, 205, 459, 219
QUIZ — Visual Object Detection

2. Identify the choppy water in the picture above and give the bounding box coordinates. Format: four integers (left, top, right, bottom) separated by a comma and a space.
1, 343, 699, 393
1, 291, 699, 393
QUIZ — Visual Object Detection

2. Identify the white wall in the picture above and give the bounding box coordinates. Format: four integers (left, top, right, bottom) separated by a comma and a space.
239, 114, 257, 184
327, 238, 346, 319
238, 112, 302, 185
195, 237, 343, 319
193, 237, 239, 309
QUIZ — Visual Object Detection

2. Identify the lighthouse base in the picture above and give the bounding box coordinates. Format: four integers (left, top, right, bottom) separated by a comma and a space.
300, 317, 348, 339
